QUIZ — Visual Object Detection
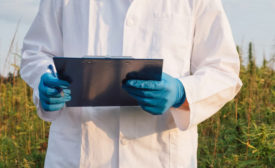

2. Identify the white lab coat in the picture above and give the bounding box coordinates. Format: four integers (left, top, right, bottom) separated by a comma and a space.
20, 0, 242, 167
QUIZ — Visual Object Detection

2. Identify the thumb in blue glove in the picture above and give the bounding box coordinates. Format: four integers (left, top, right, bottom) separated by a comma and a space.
39, 73, 71, 111
122, 73, 186, 115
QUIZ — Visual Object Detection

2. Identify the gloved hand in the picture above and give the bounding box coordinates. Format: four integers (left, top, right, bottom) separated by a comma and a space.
122, 73, 186, 115
39, 73, 71, 111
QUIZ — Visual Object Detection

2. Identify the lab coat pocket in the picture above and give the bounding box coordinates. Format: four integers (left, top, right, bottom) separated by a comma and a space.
152, 0, 191, 19
169, 127, 198, 167
50, 107, 82, 136
45, 130, 81, 167
151, 16, 192, 57
150, 14, 193, 76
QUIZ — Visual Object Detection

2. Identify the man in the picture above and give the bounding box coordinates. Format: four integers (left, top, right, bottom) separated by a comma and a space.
20, 0, 242, 167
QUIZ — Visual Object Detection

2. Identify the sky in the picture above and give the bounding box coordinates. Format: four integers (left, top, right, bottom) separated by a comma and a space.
0, 0, 275, 75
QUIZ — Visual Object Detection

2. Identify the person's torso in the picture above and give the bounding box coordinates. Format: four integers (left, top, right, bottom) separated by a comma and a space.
46, 0, 197, 167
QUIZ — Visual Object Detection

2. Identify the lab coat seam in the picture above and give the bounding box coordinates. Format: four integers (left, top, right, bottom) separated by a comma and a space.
54, 0, 64, 40
193, 0, 204, 21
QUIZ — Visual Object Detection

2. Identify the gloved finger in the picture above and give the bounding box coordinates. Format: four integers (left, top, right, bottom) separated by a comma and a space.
141, 105, 166, 115
42, 73, 70, 88
44, 79, 70, 89
123, 85, 166, 98
48, 89, 71, 98
41, 101, 65, 111
125, 79, 165, 90
62, 89, 71, 95
39, 82, 59, 96
127, 92, 163, 107
41, 88, 71, 98
39, 80, 71, 97
40, 92, 71, 104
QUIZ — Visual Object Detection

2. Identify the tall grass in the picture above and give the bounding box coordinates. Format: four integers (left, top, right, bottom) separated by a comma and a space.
198, 43, 275, 168
0, 41, 274, 167
0, 75, 49, 168
0, 26, 50, 167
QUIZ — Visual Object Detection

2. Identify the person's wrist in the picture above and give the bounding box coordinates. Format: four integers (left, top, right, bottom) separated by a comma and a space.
172, 79, 186, 108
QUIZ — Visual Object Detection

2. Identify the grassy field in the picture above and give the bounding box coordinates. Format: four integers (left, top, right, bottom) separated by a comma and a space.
0, 43, 274, 167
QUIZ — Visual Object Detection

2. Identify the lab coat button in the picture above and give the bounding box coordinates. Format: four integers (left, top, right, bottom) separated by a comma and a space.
126, 18, 135, 26
120, 138, 129, 145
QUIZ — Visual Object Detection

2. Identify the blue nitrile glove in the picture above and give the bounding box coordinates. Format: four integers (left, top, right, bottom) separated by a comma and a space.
39, 73, 71, 111
122, 73, 186, 115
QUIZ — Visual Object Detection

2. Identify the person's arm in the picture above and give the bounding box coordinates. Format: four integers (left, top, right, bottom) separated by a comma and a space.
170, 0, 243, 130
20, 0, 63, 122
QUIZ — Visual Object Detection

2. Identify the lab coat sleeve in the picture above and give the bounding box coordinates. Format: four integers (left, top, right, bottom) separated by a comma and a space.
20, 0, 63, 122
170, 0, 242, 130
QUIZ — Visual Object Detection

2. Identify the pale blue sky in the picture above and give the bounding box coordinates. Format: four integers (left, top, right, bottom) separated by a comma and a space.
0, 0, 275, 75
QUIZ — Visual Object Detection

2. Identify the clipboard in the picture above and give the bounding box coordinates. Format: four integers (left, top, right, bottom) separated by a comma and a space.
53, 57, 163, 107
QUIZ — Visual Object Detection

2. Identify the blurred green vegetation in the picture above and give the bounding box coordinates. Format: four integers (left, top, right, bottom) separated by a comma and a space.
198, 43, 275, 168
0, 74, 49, 168
0, 43, 274, 167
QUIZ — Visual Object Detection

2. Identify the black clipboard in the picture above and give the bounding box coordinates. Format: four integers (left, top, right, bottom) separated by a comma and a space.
53, 57, 163, 107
